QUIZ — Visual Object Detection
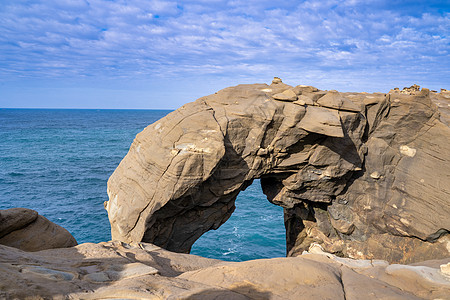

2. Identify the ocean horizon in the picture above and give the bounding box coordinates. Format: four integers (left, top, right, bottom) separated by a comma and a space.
0, 108, 285, 261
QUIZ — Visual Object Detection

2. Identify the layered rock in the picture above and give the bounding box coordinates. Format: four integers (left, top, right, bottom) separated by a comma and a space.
0, 208, 77, 251
106, 78, 450, 263
1, 241, 448, 299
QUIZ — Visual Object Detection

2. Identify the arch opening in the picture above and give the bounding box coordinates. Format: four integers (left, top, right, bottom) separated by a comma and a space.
190, 179, 285, 261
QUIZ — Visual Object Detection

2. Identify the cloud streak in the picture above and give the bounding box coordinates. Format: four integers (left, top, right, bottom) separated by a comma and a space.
0, 0, 449, 107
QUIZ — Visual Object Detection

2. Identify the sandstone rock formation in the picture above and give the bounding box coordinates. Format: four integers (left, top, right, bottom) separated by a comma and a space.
0, 208, 77, 251
106, 78, 450, 264
1, 241, 448, 299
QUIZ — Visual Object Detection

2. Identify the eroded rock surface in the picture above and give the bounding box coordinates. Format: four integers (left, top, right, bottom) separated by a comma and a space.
106, 79, 450, 263
0, 208, 77, 251
1, 241, 448, 299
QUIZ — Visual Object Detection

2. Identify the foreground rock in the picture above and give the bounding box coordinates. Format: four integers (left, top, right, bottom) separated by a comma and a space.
1, 241, 448, 299
0, 208, 77, 251
106, 79, 450, 264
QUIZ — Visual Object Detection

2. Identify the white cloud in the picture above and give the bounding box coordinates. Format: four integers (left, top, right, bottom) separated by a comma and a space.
0, 0, 448, 94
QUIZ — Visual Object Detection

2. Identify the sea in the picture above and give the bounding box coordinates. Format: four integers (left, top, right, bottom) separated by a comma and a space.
0, 109, 286, 261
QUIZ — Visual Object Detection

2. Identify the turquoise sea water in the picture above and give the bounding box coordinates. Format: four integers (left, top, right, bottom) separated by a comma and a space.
0, 109, 285, 261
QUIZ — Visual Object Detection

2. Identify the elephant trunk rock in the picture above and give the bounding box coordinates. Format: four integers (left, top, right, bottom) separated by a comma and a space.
105, 80, 450, 264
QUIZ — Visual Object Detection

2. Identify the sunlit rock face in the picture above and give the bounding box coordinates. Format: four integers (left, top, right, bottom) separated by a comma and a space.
0, 208, 77, 251
2, 241, 449, 299
105, 79, 450, 263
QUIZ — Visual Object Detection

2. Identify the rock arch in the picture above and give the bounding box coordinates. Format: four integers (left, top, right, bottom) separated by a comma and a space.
105, 80, 450, 263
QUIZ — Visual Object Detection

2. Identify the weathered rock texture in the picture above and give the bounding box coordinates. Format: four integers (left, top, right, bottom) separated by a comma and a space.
106, 79, 450, 263
0, 208, 77, 251
1, 241, 449, 299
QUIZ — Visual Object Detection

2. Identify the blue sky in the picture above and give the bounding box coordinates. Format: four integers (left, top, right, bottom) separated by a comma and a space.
0, 0, 449, 109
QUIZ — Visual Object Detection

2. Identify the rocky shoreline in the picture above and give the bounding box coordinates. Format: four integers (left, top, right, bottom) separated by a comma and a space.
1, 239, 449, 299
1, 79, 449, 299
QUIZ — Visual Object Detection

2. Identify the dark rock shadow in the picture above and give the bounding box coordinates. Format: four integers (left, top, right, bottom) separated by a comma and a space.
0, 241, 221, 298
183, 284, 272, 300
142, 132, 253, 254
